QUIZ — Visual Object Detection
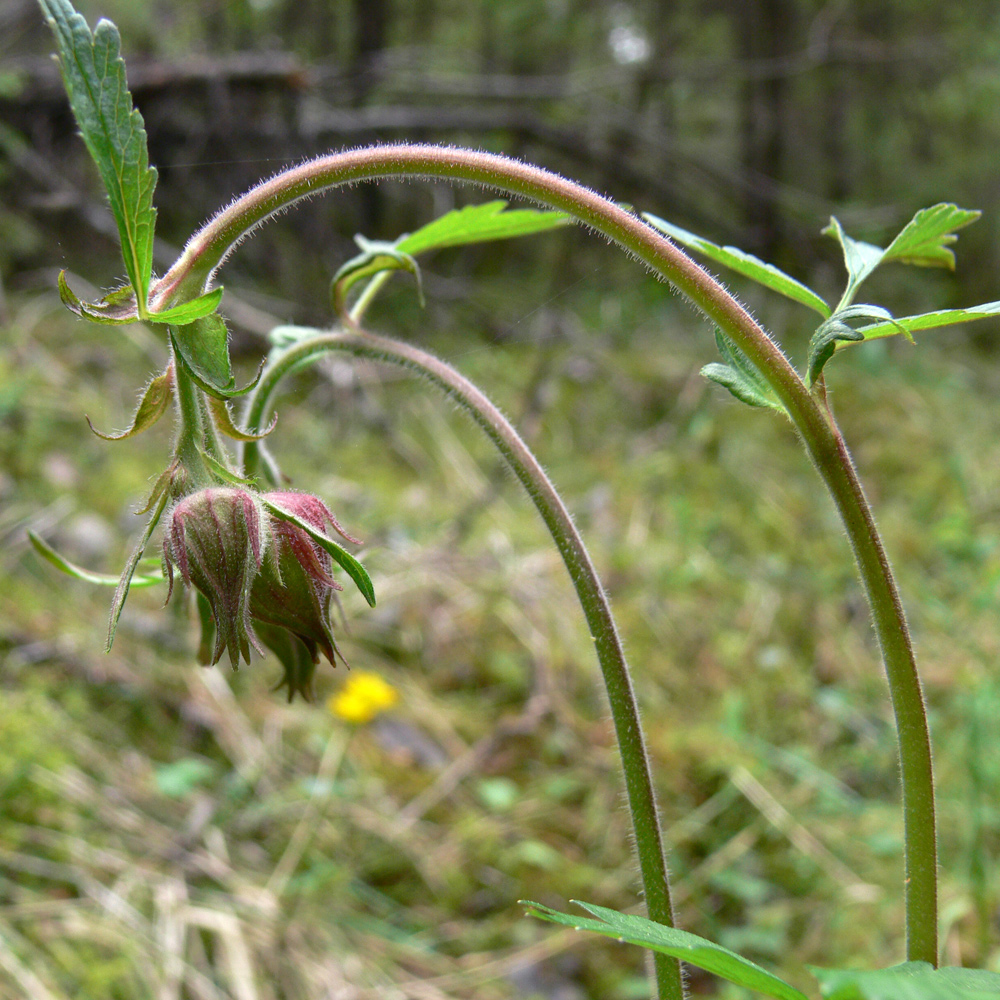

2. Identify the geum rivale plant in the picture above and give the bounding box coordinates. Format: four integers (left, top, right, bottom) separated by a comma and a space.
29, 1, 1000, 997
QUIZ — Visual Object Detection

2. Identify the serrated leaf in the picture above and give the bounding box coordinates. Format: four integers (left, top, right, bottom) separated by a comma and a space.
522, 901, 809, 1000
169, 316, 234, 394
150, 287, 224, 325
396, 200, 570, 256
822, 217, 886, 306
107, 487, 171, 650
260, 496, 376, 608
39, 0, 157, 313
87, 365, 174, 440
332, 237, 423, 317
811, 961, 1000, 1000
28, 531, 162, 587
883, 203, 981, 270
856, 301, 1000, 342
643, 213, 831, 318
703, 329, 787, 413
58, 272, 139, 324
207, 394, 276, 442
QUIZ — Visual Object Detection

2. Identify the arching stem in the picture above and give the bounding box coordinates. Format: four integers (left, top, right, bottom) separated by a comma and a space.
245, 328, 685, 1000
164, 143, 936, 964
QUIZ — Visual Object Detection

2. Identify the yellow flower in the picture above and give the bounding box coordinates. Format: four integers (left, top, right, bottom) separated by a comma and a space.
328, 672, 398, 724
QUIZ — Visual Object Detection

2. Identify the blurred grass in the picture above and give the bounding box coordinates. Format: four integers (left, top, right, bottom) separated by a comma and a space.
2, 262, 1000, 999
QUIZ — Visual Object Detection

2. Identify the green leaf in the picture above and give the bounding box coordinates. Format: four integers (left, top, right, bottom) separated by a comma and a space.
107, 487, 171, 650
822, 217, 885, 306
260, 496, 376, 608
86, 366, 174, 440
882, 203, 981, 270
150, 287, 224, 325
857, 301, 1000, 342
39, 0, 156, 313
811, 962, 1000, 1000
522, 901, 809, 1000
702, 329, 787, 414
332, 237, 423, 317
806, 305, 904, 386
702, 363, 779, 410
28, 531, 162, 587
642, 213, 831, 318
135, 461, 179, 516
58, 272, 139, 325
169, 316, 234, 395
396, 200, 570, 256
197, 449, 255, 487
207, 394, 276, 442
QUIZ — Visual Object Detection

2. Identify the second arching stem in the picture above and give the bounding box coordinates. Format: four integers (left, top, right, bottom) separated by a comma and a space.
243, 328, 685, 1000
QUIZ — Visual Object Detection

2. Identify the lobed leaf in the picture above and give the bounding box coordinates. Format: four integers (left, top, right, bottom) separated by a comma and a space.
822, 217, 885, 306
811, 962, 1000, 1000
522, 901, 809, 1000
882, 203, 981, 270
39, 0, 157, 312
856, 301, 1000, 342
643, 213, 831, 318
396, 200, 570, 256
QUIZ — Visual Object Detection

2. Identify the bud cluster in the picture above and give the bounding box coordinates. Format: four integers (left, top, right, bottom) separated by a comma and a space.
162, 487, 356, 699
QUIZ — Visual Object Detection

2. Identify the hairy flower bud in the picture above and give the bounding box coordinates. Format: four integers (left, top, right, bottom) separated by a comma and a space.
250, 492, 354, 684
162, 487, 268, 668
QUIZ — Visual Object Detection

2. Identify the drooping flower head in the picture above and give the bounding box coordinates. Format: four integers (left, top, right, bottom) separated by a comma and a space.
162, 487, 268, 668
162, 486, 363, 699
250, 491, 360, 697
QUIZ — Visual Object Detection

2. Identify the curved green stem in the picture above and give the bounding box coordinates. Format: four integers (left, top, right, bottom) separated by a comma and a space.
246, 329, 684, 1000
161, 143, 937, 963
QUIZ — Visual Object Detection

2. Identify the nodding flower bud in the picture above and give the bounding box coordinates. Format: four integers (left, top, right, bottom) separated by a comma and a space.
161, 486, 360, 699
251, 492, 356, 694
162, 487, 268, 668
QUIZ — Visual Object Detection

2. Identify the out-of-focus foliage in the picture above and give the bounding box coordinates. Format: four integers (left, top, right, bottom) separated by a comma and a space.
4, 0, 1000, 314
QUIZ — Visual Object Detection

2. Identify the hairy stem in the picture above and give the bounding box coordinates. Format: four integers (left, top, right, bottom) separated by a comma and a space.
165, 143, 937, 962
171, 340, 213, 486
245, 329, 684, 1000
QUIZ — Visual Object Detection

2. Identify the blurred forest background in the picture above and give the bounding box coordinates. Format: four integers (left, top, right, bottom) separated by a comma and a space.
3, 1, 1000, 998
